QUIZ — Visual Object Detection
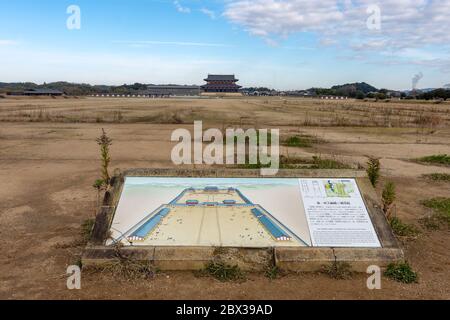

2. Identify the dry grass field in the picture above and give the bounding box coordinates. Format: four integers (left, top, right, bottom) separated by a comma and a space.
0, 96, 449, 299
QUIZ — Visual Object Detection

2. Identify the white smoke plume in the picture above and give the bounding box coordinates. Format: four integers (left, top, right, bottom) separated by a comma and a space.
412, 72, 423, 90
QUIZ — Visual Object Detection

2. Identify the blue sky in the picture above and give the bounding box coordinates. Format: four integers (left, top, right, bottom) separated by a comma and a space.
1, 0, 449, 90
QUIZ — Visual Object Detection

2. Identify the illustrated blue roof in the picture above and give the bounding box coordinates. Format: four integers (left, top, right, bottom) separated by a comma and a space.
235, 189, 253, 204
251, 208, 290, 239
131, 208, 170, 238
169, 190, 188, 204
251, 208, 264, 218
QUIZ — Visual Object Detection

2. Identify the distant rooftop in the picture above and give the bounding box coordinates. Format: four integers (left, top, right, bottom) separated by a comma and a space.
204, 74, 238, 81
146, 85, 200, 89
23, 88, 63, 94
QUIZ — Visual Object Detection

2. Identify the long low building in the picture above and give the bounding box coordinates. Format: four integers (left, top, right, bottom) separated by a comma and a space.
142, 85, 201, 96
7, 88, 64, 96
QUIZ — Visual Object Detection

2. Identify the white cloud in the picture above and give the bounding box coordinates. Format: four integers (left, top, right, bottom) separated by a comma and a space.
174, 1, 191, 14
223, 0, 450, 52
0, 40, 19, 46
410, 58, 450, 73
224, 0, 344, 37
113, 40, 231, 47
200, 8, 216, 20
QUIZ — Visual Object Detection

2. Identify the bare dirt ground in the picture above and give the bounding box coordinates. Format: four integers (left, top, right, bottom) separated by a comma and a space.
0, 97, 449, 300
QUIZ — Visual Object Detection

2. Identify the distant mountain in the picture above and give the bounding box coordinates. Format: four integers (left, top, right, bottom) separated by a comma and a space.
308, 82, 378, 97
331, 82, 378, 94
0, 81, 104, 95
0, 81, 206, 96
0, 82, 40, 90
0, 82, 159, 95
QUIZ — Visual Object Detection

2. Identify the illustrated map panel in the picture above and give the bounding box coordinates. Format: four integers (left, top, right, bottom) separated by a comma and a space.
108, 177, 381, 248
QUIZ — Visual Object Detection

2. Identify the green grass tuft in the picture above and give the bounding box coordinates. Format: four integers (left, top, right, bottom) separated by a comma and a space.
422, 173, 450, 182
388, 217, 420, 238
422, 198, 450, 214
283, 135, 313, 148
265, 265, 282, 280
416, 154, 450, 166
421, 197, 450, 229
366, 157, 381, 187
311, 156, 351, 169
81, 218, 95, 243
237, 155, 350, 170
72, 256, 83, 269
196, 261, 246, 282
382, 181, 396, 217
384, 261, 418, 284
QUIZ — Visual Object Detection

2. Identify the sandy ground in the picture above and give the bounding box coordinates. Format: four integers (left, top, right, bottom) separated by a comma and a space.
0, 97, 449, 299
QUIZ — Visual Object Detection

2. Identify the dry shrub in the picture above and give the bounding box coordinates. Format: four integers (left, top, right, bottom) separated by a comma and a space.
321, 261, 353, 279
85, 244, 157, 281
88, 259, 157, 281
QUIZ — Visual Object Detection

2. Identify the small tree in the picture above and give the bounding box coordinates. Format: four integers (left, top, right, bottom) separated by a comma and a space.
366, 157, 381, 187
382, 181, 396, 219
96, 129, 112, 185
356, 91, 365, 100
376, 92, 387, 100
